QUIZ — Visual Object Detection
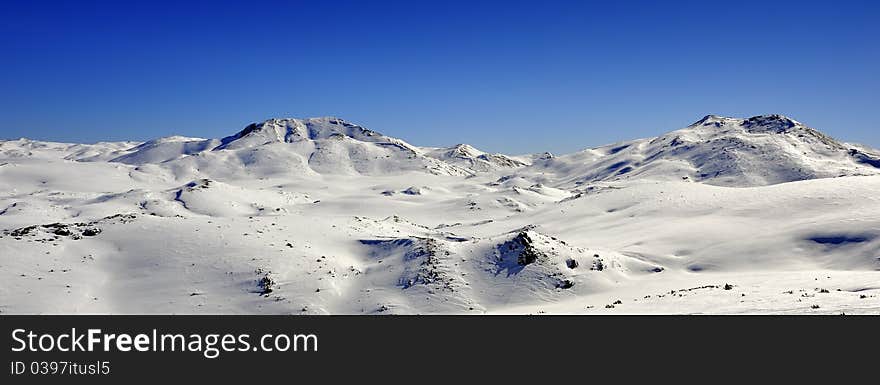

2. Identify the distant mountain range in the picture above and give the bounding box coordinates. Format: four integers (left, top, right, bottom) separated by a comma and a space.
4, 114, 878, 186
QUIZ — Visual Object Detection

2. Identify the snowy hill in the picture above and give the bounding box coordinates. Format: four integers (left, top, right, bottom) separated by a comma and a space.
519, 114, 880, 188
103, 117, 477, 177
423, 143, 530, 172
1, 114, 879, 314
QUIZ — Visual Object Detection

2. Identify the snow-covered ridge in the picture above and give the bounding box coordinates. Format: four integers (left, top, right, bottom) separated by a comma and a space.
515, 114, 880, 187
4, 114, 877, 186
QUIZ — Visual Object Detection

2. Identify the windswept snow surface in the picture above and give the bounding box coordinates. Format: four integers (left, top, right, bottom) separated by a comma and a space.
1, 115, 879, 314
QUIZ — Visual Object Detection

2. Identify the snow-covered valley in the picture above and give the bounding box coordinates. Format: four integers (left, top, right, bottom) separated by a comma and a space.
1, 115, 879, 314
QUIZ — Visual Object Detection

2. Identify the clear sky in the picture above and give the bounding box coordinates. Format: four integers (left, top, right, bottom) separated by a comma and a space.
1, 0, 878, 154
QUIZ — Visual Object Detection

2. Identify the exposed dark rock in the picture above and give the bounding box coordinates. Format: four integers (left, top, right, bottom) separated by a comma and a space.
508, 232, 543, 266
256, 275, 274, 295
81, 228, 101, 237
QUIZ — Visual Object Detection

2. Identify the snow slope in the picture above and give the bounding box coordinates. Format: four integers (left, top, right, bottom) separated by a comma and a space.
1, 114, 879, 314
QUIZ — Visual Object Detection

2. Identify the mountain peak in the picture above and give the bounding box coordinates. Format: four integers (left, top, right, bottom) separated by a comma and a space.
449, 144, 480, 157
215, 116, 388, 150
689, 114, 802, 131
690, 114, 735, 127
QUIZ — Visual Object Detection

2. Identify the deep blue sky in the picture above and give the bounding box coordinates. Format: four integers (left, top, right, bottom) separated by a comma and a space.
1, 0, 878, 154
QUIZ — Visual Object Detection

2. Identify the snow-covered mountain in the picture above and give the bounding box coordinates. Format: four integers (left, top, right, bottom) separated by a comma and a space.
2, 114, 879, 314
97, 117, 478, 178
423, 143, 530, 172
516, 114, 880, 188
